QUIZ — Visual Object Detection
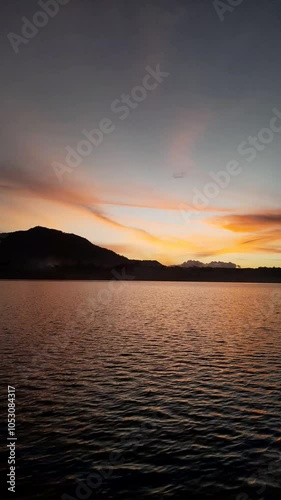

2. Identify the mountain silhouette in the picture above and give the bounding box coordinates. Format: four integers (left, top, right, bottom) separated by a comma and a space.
180, 260, 239, 269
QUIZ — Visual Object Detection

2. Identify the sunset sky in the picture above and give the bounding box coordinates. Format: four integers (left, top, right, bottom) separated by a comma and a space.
1, 0, 281, 267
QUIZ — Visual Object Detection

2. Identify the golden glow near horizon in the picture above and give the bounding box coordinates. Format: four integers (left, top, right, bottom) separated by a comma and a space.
1, 166, 280, 268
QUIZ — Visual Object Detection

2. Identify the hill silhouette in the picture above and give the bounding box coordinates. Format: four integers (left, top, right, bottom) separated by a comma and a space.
0, 226, 129, 270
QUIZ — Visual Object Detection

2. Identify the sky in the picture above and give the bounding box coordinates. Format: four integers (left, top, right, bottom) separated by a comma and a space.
0, 0, 281, 267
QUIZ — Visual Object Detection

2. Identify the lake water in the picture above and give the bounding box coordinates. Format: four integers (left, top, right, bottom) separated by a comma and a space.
0, 281, 281, 500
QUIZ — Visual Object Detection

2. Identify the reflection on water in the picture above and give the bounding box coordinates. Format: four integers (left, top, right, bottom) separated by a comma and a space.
0, 281, 281, 499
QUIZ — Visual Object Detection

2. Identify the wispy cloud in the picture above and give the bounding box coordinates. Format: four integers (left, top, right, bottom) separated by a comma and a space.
0, 163, 202, 258
203, 211, 281, 258
169, 111, 210, 178
1, 163, 280, 265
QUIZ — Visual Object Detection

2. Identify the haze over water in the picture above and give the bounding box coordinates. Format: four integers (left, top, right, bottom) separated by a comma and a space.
1, 281, 281, 499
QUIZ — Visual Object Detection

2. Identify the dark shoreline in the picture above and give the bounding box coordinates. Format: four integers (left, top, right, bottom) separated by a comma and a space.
1, 265, 281, 283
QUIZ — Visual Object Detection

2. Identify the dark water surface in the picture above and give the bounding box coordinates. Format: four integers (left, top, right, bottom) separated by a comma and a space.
0, 281, 281, 500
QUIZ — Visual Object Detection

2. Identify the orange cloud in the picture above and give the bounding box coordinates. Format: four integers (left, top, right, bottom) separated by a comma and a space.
211, 212, 281, 233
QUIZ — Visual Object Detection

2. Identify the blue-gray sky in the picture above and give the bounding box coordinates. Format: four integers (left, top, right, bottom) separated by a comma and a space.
1, 0, 281, 266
